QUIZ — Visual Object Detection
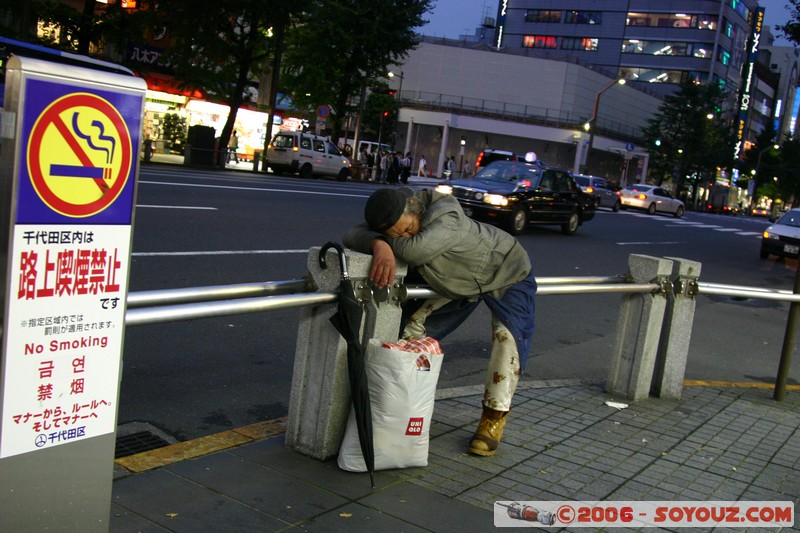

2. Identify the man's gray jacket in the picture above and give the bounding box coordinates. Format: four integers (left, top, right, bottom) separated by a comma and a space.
343, 189, 531, 300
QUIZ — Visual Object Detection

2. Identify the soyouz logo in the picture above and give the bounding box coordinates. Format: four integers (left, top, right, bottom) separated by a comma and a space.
405, 417, 424, 435
494, 501, 794, 528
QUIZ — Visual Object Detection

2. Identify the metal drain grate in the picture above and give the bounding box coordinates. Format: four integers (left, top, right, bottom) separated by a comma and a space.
115, 431, 171, 458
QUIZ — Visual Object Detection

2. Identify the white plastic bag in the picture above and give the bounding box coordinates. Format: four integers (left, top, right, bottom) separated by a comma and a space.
338, 337, 444, 472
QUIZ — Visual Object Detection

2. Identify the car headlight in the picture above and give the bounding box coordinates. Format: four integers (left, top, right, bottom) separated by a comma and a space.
764, 230, 779, 240
435, 184, 453, 195
483, 194, 509, 206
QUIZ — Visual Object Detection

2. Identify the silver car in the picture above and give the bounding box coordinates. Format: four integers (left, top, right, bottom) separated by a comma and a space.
760, 208, 800, 259
620, 184, 685, 217
573, 174, 621, 211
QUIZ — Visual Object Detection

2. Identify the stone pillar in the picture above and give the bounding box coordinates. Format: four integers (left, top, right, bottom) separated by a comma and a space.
286, 246, 406, 460
606, 254, 673, 401
652, 257, 702, 400
437, 120, 449, 178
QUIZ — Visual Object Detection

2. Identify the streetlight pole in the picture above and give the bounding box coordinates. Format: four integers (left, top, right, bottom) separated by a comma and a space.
584, 78, 625, 172
388, 70, 404, 101
459, 136, 466, 177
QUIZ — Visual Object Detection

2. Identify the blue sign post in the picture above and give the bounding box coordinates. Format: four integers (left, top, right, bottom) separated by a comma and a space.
0, 54, 145, 532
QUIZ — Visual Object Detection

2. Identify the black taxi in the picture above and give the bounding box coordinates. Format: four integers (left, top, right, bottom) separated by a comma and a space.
435, 160, 595, 235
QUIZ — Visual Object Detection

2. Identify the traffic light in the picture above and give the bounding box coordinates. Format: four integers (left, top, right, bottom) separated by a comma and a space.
381, 110, 390, 121
654, 139, 662, 147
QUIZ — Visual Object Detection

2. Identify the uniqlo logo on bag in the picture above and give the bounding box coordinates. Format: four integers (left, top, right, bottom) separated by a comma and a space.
405, 417, 424, 435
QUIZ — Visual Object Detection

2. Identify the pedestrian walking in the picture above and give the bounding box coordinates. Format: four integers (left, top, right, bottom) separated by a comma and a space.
444, 156, 455, 180
417, 154, 427, 177
388, 152, 401, 184
227, 131, 240, 164
380, 151, 390, 183
400, 152, 413, 184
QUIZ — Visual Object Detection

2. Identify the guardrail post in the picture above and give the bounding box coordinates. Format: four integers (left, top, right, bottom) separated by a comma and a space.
652, 257, 701, 400
286, 246, 407, 460
607, 254, 673, 401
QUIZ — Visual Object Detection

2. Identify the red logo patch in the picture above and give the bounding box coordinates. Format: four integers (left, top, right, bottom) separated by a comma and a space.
405, 417, 424, 435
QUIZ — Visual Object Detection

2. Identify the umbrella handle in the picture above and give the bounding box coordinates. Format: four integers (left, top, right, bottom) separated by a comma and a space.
319, 241, 349, 279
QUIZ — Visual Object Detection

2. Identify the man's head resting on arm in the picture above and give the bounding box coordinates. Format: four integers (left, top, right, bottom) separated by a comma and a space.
365, 187, 425, 239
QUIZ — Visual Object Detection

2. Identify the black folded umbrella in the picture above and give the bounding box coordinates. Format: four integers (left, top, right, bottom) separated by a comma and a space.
319, 241, 375, 487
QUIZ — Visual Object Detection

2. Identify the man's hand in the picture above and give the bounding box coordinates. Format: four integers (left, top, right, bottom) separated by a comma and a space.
370, 239, 396, 288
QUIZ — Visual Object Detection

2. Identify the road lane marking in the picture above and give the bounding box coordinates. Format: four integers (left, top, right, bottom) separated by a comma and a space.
139, 180, 368, 198
616, 241, 685, 246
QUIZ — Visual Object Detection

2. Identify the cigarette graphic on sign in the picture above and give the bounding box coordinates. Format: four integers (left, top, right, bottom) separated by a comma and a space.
48, 112, 114, 187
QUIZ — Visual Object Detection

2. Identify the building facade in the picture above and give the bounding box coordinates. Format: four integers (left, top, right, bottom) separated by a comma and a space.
490, 0, 761, 100
389, 38, 662, 184
452, 0, 799, 166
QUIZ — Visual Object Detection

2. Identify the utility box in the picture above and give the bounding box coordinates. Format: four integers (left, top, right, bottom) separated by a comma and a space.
186, 124, 216, 166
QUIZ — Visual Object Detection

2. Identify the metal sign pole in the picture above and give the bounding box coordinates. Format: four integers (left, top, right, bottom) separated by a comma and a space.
0, 54, 145, 532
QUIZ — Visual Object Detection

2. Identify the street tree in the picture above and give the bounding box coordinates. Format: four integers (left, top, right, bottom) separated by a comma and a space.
779, 1, 800, 43
776, 136, 800, 207
360, 85, 398, 145
2, 0, 108, 56
642, 80, 734, 203
127, 0, 308, 166
280, 0, 433, 146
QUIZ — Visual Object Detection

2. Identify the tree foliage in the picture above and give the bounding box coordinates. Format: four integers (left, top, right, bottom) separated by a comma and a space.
1, 0, 112, 56
778, 0, 800, 43
642, 80, 735, 198
126, 0, 308, 165
776, 136, 800, 207
280, 0, 432, 142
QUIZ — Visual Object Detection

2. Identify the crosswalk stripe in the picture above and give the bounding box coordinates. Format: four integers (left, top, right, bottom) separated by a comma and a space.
616, 210, 765, 239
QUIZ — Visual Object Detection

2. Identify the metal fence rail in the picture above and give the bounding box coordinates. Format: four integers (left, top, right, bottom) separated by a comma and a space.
124, 275, 798, 325
123, 273, 800, 399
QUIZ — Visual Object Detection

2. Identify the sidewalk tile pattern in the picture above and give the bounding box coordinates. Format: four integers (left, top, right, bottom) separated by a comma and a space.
112, 384, 800, 532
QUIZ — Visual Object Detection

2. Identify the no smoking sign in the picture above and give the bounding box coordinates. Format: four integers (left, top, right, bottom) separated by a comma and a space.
27, 92, 132, 218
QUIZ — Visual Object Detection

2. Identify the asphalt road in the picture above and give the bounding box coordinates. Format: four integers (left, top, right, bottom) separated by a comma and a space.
119, 164, 800, 442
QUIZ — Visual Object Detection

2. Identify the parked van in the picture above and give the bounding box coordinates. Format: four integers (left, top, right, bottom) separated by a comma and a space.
267, 131, 352, 181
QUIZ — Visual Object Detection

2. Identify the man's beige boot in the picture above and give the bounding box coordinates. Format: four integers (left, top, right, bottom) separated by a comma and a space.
468, 405, 509, 456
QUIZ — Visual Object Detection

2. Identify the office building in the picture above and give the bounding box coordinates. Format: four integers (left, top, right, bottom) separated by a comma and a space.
490, 0, 761, 98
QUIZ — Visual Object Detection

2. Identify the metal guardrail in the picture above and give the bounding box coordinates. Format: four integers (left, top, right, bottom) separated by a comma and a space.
125, 276, 642, 326
125, 275, 800, 325
124, 274, 800, 400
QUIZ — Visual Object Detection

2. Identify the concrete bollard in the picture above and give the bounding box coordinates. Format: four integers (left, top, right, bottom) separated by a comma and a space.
286, 246, 407, 460
606, 254, 673, 401
651, 257, 702, 400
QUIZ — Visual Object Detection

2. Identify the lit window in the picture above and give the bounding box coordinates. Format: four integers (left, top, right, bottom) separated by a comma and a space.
525, 10, 561, 23
626, 12, 716, 29
563, 37, 598, 50
622, 40, 706, 57
618, 68, 707, 85
523, 35, 558, 48
565, 11, 602, 24
698, 16, 717, 30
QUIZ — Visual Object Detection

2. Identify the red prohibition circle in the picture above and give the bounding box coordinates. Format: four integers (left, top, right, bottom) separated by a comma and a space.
27, 92, 132, 218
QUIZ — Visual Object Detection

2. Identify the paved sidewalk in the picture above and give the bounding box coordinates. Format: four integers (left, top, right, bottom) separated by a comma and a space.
111, 382, 800, 532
